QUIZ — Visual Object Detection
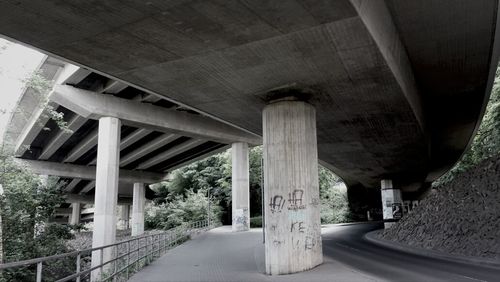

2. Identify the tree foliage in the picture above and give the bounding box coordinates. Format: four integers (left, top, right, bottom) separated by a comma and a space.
0, 152, 72, 281
146, 146, 351, 227
145, 189, 222, 230
318, 167, 350, 224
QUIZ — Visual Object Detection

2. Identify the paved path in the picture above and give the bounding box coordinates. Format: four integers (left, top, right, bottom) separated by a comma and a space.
129, 226, 377, 282
130, 223, 500, 281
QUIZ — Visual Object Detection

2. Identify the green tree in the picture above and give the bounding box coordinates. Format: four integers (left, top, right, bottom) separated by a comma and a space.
318, 167, 350, 223
248, 146, 263, 217
0, 152, 72, 281
145, 189, 222, 230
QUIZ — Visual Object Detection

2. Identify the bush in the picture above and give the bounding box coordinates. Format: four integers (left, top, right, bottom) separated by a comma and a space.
320, 184, 350, 224
0, 154, 72, 281
250, 216, 262, 228
145, 189, 222, 230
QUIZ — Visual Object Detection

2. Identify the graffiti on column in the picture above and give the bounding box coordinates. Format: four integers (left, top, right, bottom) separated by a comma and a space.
310, 198, 320, 206
269, 195, 285, 213
392, 203, 402, 219
291, 236, 301, 250
304, 235, 317, 250
290, 221, 305, 233
234, 208, 248, 227
288, 189, 306, 211
273, 240, 284, 247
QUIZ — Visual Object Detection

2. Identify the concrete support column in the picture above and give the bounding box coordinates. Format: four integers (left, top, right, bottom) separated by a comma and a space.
231, 142, 250, 232
263, 100, 323, 275
118, 205, 130, 230
34, 175, 49, 237
91, 117, 121, 281
131, 183, 145, 236
70, 202, 81, 225
381, 179, 403, 228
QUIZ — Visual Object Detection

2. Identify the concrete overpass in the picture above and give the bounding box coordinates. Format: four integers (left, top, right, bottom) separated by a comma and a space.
4, 56, 258, 224
1, 0, 499, 278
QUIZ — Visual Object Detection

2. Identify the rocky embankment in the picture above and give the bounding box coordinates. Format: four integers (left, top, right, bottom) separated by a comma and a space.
381, 156, 500, 259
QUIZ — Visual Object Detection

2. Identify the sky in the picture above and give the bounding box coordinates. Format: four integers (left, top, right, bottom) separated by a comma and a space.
0, 37, 45, 139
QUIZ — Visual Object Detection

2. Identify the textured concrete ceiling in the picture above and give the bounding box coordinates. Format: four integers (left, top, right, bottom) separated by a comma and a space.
1, 0, 498, 192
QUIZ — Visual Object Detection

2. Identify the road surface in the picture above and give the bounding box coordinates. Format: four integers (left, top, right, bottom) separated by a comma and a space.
324, 222, 500, 281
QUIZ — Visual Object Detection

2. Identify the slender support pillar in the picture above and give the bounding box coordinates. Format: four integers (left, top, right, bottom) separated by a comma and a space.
118, 205, 130, 230
91, 117, 121, 281
231, 142, 250, 232
381, 179, 403, 228
131, 183, 145, 236
263, 100, 323, 275
34, 175, 49, 237
70, 202, 81, 225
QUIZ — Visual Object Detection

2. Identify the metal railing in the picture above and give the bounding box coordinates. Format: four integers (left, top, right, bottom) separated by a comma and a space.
0, 219, 219, 282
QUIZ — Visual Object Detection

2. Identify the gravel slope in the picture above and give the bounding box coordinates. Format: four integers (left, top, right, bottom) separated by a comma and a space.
381, 156, 500, 259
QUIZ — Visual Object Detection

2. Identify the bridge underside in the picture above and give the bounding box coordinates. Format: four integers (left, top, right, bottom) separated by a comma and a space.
2, 0, 498, 195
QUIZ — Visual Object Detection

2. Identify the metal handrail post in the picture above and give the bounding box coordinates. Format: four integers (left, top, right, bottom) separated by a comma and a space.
76, 252, 81, 282
36, 261, 42, 282
100, 248, 104, 279
113, 245, 117, 282
126, 241, 130, 280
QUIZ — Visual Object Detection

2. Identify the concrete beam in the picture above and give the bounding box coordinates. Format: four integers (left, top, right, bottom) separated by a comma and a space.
88, 128, 153, 165
63, 178, 81, 193
79, 180, 95, 194
165, 145, 230, 172
50, 85, 261, 145
57, 67, 91, 85
120, 134, 178, 167
81, 214, 94, 221
351, 0, 424, 131
136, 139, 205, 170
102, 80, 128, 94
15, 66, 91, 157
54, 208, 72, 215
141, 94, 163, 103
39, 115, 87, 160
63, 127, 98, 163
15, 159, 166, 183
120, 128, 152, 151
14, 103, 52, 156
133, 93, 162, 103
81, 207, 95, 214
41, 71, 129, 161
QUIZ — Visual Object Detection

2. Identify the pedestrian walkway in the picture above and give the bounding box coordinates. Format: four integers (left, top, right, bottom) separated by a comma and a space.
129, 226, 378, 282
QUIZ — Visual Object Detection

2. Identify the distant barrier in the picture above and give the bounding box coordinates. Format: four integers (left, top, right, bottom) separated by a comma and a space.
0, 219, 220, 281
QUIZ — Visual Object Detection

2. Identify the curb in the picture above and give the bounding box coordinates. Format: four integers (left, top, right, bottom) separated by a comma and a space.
364, 230, 500, 270
321, 221, 383, 228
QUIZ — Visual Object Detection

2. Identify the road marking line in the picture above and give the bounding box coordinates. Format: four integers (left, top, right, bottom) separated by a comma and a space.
458, 275, 487, 282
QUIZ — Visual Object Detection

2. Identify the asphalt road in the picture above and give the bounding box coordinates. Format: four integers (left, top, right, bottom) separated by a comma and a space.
322, 222, 500, 282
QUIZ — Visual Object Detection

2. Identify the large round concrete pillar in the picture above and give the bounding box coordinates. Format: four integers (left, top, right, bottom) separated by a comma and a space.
232, 142, 250, 232
263, 100, 322, 275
